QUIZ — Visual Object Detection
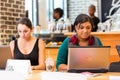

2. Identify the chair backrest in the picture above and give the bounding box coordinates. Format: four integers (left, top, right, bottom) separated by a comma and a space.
0, 45, 12, 69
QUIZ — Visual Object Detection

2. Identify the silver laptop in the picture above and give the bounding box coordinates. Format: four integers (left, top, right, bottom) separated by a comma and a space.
68, 46, 110, 73
0, 45, 12, 69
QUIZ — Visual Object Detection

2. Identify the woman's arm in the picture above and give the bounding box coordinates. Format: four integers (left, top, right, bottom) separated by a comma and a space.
33, 39, 45, 70
58, 64, 67, 71
9, 40, 15, 59
56, 37, 69, 71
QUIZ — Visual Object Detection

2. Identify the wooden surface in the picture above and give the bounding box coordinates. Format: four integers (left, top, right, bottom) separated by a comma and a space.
45, 47, 59, 70
64, 32, 120, 36
45, 47, 59, 60
92, 33, 120, 63
27, 70, 120, 80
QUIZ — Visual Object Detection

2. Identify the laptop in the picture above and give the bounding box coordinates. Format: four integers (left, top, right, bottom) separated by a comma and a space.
68, 46, 111, 73
0, 45, 12, 69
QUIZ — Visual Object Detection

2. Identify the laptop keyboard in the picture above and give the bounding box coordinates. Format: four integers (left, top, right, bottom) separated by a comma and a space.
68, 69, 108, 73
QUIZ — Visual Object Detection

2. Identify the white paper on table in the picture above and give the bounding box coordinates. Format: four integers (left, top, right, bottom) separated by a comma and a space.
41, 72, 88, 80
110, 76, 120, 80
0, 70, 25, 80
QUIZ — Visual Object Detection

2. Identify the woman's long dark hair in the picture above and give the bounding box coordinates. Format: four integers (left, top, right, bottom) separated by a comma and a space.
17, 17, 32, 30
73, 14, 94, 29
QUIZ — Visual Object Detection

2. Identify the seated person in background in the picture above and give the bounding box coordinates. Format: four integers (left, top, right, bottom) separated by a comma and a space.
9, 17, 45, 70
53, 8, 63, 21
56, 14, 103, 71
88, 4, 100, 32
53, 8, 64, 31
53, 7, 64, 22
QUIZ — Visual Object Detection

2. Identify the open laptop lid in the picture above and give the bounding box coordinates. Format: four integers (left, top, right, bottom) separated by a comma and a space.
68, 46, 111, 73
0, 45, 12, 69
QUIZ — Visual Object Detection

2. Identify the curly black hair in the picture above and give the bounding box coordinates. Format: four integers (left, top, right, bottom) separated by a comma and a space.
54, 8, 64, 18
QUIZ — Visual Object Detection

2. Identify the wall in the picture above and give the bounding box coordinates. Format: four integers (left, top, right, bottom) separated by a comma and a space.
38, 0, 48, 30
0, 0, 25, 45
67, 0, 99, 24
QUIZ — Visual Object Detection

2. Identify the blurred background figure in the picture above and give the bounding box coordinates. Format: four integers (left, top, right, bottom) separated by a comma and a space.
53, 8, 64, 32
88, 4, 100, 32
48, 7, 71, 33
48, 8, 64, 33
53, 8, 64, 22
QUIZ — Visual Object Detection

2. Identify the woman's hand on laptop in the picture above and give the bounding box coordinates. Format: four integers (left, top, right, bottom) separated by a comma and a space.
58, 64, 67, 72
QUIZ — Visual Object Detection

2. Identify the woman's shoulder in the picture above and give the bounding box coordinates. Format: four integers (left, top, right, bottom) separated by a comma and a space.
10, 40, 15, 46
38, 38, 44, 43
9, 40, 16, 49
93, 36, 102, 45
37, 38, 45, 46
32, 37, 42, 42
62, 37, 69, 43
60, 37, 69, 48
93, 36, 100, 40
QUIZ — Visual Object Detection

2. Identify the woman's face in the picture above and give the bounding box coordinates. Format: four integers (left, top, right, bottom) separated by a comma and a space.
75, 21, 92, 39
17, 24, 32, 39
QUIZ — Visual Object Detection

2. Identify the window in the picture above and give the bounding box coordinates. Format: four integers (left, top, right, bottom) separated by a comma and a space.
46, 0, 67, 21
25, 0, 38, 27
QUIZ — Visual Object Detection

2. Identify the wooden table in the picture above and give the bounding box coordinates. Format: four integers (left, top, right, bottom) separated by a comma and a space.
27, 70, 120, 80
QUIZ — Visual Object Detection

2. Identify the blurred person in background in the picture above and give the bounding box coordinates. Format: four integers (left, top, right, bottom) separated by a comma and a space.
53, 8, 64, 32
53, 8, 64, 22
88, 4, 100, 32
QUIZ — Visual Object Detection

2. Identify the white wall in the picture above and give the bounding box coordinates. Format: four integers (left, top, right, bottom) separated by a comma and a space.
38, 0, 48, 30
25, 0, 32, 23
68, 0, 99, 24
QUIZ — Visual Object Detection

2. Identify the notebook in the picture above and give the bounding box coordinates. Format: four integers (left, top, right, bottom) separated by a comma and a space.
0, 45, 12, 69
67, 46, 110, 73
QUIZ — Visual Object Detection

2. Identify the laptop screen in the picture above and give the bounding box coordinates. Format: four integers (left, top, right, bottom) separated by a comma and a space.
68, 46, 110, 73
